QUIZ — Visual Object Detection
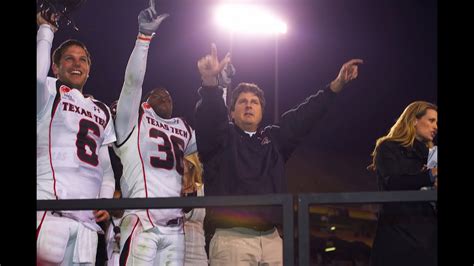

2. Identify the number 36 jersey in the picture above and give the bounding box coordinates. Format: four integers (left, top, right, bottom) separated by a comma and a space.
37, 77, 116, 200
114, 102, 197, 229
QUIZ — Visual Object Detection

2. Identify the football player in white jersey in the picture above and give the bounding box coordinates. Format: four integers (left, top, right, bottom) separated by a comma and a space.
112, 1, 196, 265
36, 11, 116, 265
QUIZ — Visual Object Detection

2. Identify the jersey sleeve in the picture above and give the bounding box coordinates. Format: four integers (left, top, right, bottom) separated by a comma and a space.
115, 38, 151, 145
98, 145, 115, 198
103, 108, 117, 146
37, 24, 55, 116
184, 129, 197, 156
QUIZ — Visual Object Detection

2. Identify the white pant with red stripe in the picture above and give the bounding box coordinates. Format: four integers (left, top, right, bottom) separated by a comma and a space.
36, 211, 98, 265
119, 214, 184, 266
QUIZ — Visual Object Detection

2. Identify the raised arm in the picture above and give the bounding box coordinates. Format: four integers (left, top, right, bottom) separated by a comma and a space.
276, 59, 363, 158
36, 12, 58, 115
198, 43, 230, 87
115, 0, 168, 144
195, 44, 231, 161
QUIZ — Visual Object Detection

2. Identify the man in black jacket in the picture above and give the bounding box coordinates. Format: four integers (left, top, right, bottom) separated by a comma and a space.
195, 43, 363, 265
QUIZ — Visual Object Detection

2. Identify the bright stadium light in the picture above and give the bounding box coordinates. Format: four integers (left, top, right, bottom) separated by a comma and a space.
215, 4, 287, 34
215, 3, 287, 123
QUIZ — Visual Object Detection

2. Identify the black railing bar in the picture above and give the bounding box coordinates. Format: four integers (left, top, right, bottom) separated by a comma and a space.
282, 194, 294, 265
298, 190, 437, 205
37, 193, 291, 211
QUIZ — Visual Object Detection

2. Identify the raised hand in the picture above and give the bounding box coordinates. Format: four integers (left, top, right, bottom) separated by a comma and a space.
197, 43, 231, 86
138, 0, 169, 36
37, 11, 59, 32
330, 58, 364, 93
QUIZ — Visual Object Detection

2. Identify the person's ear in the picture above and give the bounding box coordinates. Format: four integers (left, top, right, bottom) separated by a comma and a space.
52, 63, 59, 77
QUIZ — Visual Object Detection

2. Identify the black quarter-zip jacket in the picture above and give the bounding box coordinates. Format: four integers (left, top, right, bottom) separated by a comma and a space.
195, 84, 336, 230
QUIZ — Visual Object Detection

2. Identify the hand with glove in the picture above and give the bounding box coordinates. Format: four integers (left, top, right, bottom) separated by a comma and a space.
138, 0, 169, 37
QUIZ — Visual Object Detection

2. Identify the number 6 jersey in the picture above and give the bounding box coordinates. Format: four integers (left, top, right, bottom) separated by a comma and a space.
37, 77, 117, 200
114, 102, 197, 230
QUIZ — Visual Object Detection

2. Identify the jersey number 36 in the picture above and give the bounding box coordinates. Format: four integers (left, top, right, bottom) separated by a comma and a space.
149, 128, 185, 175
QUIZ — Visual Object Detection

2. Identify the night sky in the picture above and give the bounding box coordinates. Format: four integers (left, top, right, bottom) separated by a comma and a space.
49, 0, 437, 193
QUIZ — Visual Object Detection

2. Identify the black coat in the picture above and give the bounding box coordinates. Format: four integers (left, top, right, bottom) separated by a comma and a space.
370, 139, 437, 266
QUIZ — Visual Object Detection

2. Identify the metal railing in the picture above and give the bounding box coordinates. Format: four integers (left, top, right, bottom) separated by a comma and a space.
38, 193, 295, 265
297, 190, 437, 265
37, 190, 437, 265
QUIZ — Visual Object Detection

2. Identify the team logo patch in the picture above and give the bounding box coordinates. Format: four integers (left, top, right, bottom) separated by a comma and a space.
143, 102, 151, 109
60, 85, 71, 93
60, 85, 74, 101
93, 106, 101, 113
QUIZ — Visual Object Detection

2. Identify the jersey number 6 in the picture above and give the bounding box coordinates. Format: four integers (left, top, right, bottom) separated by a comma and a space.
76, 119, 100, 166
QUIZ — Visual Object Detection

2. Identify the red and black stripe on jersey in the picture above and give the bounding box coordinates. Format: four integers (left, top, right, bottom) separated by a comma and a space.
50, 79, 65, 117
114, 104, 145, 148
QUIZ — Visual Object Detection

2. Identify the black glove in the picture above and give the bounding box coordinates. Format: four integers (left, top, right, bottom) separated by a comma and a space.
138, 0, 169, 36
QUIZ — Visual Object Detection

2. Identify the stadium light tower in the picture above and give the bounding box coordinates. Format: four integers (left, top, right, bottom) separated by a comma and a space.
215, 3, 287, 123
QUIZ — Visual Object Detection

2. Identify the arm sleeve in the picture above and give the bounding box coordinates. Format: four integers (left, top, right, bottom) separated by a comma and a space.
99, 145, 115, 198
103, 107, 117, 145
275, 85, 337, 159
194, 86, 229, 162
37, 24, 55, 115
115, 39, 151, 145
375, 141, 433, 190
184, 129, 197, 156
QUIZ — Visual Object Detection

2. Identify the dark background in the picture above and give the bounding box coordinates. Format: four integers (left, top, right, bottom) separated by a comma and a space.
51, 0, 437, 192
7, 0, 467, 264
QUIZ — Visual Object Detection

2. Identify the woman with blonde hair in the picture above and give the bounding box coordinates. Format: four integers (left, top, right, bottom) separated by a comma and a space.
368, 101, 438, 266
182, 153, 208, 266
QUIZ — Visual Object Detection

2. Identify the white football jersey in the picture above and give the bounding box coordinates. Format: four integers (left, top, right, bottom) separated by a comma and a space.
37, 77, 116, 200
114, 102, 197, 229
